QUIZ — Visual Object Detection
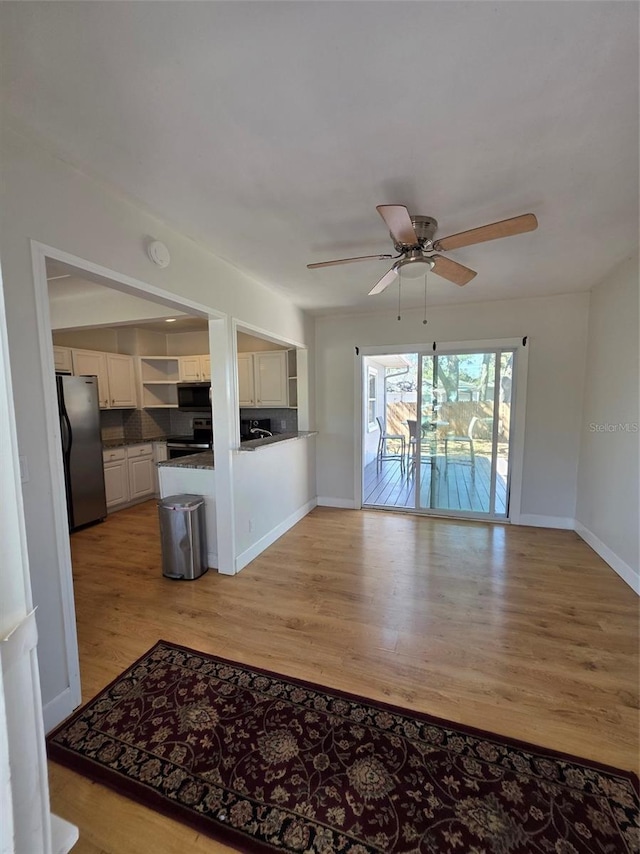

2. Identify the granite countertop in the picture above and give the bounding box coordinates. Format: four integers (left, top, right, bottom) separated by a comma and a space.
102, 436, 167, 449
238, 430, 318, 452
157, 451, 214, 470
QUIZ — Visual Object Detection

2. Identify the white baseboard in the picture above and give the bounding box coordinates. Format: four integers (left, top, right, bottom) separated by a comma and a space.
574, 522, 639, 595
317, 497, 356, 509
235, 498, 317, 573
516, 514, 575, 529
43, 685, 79, 733
51, 813, 79, 854
207, 550, 219, 571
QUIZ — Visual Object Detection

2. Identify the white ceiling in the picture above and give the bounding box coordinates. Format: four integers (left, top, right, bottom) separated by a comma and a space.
46, 259, 208, 332
3, 2, 638, 314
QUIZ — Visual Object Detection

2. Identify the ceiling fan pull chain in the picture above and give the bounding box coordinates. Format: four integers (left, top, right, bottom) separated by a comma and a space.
423, 271, 428, 325
397, 271, 402, 321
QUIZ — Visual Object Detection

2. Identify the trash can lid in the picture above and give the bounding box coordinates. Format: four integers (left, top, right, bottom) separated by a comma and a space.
158, 494, 205, 510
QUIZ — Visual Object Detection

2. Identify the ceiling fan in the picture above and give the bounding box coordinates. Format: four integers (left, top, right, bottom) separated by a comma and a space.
307, 205, 538, 295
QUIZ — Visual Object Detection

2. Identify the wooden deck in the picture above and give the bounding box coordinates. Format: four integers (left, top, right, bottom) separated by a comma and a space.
363, 453, 507, 515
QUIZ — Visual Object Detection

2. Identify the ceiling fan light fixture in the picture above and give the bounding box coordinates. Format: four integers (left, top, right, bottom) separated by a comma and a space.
394, 254, 435, 279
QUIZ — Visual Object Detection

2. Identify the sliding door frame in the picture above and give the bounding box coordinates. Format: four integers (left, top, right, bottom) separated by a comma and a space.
355, 338, 529, 522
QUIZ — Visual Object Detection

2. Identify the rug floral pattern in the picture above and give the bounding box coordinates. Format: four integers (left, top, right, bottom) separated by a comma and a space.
48, 641, 639, 853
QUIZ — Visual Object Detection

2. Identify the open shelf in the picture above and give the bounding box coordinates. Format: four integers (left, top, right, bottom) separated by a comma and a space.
140, 356, 180, 382
140, 357, 180, 408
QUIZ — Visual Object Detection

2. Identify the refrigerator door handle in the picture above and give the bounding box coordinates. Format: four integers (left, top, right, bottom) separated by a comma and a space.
61, 411, 72, 455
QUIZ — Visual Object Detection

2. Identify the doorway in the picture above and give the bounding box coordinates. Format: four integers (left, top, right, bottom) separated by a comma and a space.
32, 240, 234, 728
362, 344, 521, 521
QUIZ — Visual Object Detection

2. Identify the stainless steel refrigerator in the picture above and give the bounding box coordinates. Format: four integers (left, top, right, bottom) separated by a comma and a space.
57, 374, 107, 531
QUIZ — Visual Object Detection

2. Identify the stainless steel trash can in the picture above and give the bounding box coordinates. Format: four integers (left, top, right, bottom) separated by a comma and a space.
158, 494, 208, 580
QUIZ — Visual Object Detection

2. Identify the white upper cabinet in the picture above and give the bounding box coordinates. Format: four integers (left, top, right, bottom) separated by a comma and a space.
179, 354, 210, 382
237, 353, 255, 406
53, 346, 73, 373
72, 349, 110, 408
254, 351, 288, 407
106, 353, 137, 408
199, 355, 211, 381
71, 349, 136, 409
238, 350, 289, 407
179, 355, 202, 382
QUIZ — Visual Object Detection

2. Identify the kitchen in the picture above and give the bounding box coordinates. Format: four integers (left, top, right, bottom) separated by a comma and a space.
48, 260, 309, 572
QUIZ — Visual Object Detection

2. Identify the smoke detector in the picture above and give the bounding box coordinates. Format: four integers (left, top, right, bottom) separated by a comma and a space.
147, 240, 170, 268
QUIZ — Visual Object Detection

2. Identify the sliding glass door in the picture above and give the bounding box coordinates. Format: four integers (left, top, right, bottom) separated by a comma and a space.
415, 349, 514, 518
361, 346, 516, 519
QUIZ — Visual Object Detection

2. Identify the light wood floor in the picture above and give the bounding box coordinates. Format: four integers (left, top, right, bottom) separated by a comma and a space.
49, 501, 639, 854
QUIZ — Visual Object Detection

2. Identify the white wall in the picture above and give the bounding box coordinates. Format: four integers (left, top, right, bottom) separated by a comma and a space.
233, 438, 317, 571
0, 124, 313, 727
52, 327, 119, 352
315, 292, 589, 520
122, 328, 168, 357
237, 330, 288, 353
166, 330, 210, 356
575, 254, 639, 591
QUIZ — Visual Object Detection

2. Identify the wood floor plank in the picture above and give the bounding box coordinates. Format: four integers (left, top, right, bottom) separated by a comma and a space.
48, 501, 639, 853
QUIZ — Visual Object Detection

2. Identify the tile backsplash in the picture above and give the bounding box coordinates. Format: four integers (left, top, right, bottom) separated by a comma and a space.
100, 408, 172, 442
123, 409, 172, 441
99, 409, 125, 441
101, 406, 296, 443
169, 410, 199, 436
240, 408, 298, 434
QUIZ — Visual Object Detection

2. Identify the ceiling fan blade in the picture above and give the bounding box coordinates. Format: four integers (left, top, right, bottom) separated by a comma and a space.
431, 255, 477, 286
376, 205, 419, 246
307, 253, 392, 269
368, 267, 398, 295
433, 213, 538, 252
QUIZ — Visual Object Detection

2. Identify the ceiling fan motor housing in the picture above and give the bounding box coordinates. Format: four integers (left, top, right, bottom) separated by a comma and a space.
412, 216, 438, 243
391, 215, 438, 250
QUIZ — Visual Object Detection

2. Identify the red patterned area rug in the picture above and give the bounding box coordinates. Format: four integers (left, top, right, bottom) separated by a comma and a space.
48, 641, 639, 853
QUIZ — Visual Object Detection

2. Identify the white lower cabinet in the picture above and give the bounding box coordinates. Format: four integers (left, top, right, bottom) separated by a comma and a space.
103, 443, 155, 511
128, 455, 155, 500
103, 448, 129, 508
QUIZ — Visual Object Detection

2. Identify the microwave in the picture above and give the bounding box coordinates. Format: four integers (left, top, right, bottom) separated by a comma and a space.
177, 382, 212, 411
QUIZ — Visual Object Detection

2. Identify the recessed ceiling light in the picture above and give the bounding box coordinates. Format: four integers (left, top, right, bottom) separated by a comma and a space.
165, 318, 177, 323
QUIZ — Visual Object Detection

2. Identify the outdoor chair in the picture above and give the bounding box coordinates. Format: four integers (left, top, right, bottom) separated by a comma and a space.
376, 416, 405, 474
406, 419, 418, 471
444, 415, 479, 476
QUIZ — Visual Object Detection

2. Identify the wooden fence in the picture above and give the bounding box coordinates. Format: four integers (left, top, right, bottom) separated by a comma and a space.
386, 400, 511, 441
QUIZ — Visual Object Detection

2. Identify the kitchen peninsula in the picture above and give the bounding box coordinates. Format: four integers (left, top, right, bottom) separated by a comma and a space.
157, 430, 317, 572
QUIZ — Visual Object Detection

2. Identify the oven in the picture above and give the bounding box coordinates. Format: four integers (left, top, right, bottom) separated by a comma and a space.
166, 418, 212, 459
166, 442, 211, 460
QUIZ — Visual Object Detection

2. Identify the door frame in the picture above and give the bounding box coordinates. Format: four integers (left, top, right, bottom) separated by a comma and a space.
30, 240, 232, 729
355, 338, 529, 522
